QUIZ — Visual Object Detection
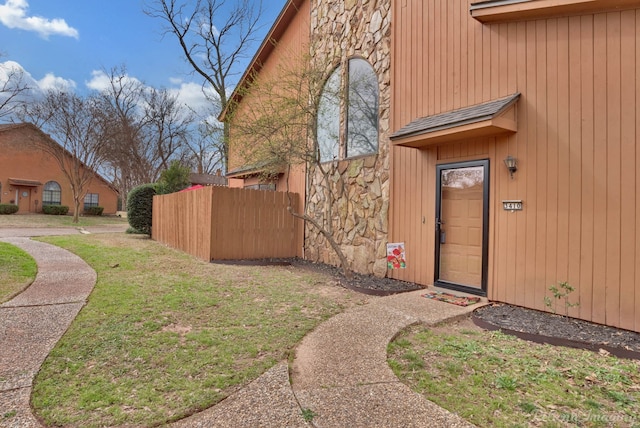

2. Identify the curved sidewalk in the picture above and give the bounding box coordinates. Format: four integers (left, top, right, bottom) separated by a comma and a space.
1, 232, 479, 427
0, 237, 97, 428
174, 290, 480, 428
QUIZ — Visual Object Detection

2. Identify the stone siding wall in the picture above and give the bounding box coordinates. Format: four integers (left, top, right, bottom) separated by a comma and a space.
305, 0, 391, 277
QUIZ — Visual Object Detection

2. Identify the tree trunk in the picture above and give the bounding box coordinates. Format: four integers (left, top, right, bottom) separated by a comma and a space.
286, 205, 353, 280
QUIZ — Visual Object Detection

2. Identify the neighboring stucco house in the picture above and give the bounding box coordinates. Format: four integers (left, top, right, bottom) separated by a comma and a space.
226, 0, 640, 333
0, 123, 118, 215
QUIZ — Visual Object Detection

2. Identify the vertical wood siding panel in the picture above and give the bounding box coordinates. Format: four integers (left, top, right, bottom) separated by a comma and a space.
416, 0, 422, 118
545, 19, 560, 300
557, 18, 572, 304
447, 1, 455, 111
524, 20, 538, 310
483, 25, 492, 102
636, 9, 640, 332
514, 21, 528, 307
592, 13, 608, 325
453, 1, 467, 109
606, 12, 622, 328
428, 0, 436, 115
579, 15, 596, 323
566, 16, 583, 319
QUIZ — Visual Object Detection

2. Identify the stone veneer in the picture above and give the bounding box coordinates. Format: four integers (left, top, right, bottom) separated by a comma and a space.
304, 0, 391, 277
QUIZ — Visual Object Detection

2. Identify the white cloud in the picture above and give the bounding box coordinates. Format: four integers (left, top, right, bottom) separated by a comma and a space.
37, 72, 76, 92
167, 78, 220, 117
0, 0, 78, 39
0, 60, 76, 94
85, 69, 143, 92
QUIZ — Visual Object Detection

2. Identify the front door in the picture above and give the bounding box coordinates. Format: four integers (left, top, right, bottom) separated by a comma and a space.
16, 187, 33, 213
435, 160, 489, 295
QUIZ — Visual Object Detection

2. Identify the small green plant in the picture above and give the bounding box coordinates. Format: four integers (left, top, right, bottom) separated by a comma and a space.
2, 410, 17, 419
301, 408, 316, 422
84, 206, 104, 216
42, 205, 70, 215
544, 281, 579, 316
0, 203, 18, 214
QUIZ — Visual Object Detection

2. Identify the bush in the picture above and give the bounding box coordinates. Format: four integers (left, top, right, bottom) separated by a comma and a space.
42, 205, 70, 215
0, 204, 18, 215
84, 206, 104, 216
127, 184, 157, 236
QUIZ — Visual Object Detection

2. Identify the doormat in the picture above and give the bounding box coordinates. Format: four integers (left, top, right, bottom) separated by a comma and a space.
422, 291, 481, 307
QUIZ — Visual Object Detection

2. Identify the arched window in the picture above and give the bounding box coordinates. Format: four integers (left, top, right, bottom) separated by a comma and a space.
43, 181, 61, 205
316, 58, 379, 163
317, 65, 341, 163
346, 58, 379, 158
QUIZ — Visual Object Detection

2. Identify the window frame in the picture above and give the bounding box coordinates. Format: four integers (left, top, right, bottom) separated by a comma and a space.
316, 57, 380, 164
83, 193, 99, 210
42, 181, 62, 206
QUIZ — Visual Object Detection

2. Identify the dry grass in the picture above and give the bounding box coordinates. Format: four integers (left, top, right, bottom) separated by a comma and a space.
0, 213, 128, 228
30, 233, 368, 427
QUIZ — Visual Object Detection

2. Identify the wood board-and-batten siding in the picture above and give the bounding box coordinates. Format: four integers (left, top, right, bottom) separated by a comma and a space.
389, 0, 640, 332
153, 186, 302, 262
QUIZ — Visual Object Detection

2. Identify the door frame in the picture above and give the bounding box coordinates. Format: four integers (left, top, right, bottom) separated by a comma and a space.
434, 159, 490, 296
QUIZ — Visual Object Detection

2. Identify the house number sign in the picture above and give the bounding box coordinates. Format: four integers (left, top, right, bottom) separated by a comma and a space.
502, 200, 523, 211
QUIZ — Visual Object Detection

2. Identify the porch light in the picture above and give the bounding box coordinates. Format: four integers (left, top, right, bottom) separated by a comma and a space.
503, 155, 517, 179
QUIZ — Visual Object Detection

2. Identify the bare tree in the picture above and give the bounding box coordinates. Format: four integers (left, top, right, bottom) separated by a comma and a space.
21, 91, 107, 223
0, 59, 32, 122
95, 66, 194, 208
185, 109, 225, 174
230, 45, 355, 278
145, 0, 264, 171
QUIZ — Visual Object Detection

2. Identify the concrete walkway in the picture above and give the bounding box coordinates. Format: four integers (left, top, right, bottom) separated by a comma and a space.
0, 229, 479, 428
0, 237, 97, 428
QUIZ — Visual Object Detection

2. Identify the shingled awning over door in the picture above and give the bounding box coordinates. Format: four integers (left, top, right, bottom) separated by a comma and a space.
391, 93, 520, 148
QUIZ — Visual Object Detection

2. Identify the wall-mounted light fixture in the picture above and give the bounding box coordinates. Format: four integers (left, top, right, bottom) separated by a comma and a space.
504, 155, 518, 179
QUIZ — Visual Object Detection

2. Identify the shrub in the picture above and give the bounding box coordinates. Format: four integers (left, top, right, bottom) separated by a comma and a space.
0, 204, 18, 215
84, 206, 104, 216
42, 205, 70, 215
127, 184, 157, 236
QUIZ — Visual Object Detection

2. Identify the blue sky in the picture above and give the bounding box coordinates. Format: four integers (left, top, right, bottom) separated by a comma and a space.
0, 0, 287, 112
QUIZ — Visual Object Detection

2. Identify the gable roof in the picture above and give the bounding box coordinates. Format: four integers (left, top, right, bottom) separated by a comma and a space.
219, 0, 305, 121
0, 122, 117, 193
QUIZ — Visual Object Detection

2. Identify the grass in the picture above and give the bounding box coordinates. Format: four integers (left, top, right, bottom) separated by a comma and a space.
0, 213, 128, 228
29, 234, 363, 428
388, 322, 640, 428
0, 241, 37, 303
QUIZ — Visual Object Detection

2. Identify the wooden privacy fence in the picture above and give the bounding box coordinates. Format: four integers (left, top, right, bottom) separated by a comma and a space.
152, 186, 302, 261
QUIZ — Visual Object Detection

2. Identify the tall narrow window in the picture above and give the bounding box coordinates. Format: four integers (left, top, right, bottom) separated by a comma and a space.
317, 66, 341, 163
346, 58, 379, 158
316, 58, 379, 163
84, 193, 99, 209
43, 181, 61, 205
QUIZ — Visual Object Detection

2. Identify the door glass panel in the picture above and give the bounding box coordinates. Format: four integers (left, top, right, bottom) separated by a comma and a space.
439, 166, 484, 288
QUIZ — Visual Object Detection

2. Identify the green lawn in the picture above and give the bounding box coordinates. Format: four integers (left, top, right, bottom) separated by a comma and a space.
389, 321, 640, 428
0, 241, 37, 303
0, 213, 128, 228
29, 234, 362, 428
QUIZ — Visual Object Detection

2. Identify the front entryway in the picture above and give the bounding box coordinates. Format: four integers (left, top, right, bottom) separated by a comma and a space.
435, 160, 489, 295
16, 187, 33, 213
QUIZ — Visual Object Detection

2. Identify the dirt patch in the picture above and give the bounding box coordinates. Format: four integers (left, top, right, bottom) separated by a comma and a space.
473, 303, 640, 358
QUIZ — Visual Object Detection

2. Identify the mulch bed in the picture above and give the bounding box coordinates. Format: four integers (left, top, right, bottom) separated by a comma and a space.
473, 303, 640, 360
212, 257, 424, 296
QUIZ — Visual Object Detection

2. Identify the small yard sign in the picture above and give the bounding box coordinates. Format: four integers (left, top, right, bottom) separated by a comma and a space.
387, 243, 406, 269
